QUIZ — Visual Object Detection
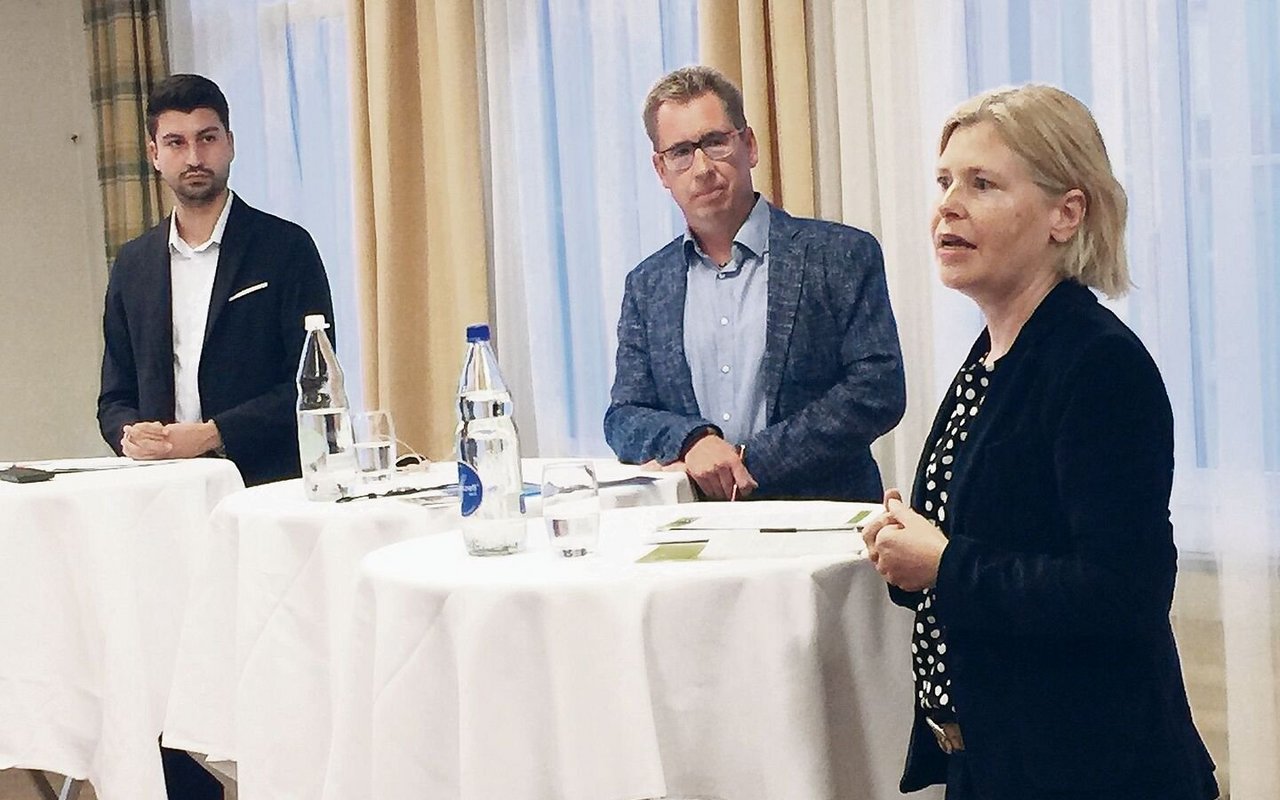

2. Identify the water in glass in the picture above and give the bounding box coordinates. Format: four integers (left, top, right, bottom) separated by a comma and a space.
542, 461, 600, 557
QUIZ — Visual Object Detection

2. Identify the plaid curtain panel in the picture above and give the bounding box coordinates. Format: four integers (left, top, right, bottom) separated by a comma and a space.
82, 0, 169, 263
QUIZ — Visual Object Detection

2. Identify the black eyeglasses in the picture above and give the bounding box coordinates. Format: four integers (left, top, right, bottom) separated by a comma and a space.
656, 128, 745, 172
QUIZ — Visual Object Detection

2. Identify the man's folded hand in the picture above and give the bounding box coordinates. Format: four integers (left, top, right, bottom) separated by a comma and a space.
122, 421, 172, 459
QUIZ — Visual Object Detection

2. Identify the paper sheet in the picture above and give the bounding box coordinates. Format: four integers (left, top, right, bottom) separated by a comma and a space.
654, 506, 874, 537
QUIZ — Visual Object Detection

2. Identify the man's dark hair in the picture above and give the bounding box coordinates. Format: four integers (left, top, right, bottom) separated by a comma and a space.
146, 74, 230, 140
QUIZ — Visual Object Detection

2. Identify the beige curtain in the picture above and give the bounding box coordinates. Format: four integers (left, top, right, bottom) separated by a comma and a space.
82, 0, 170, 263
703, 0, 948, 492
347, 0, 491, 460
804, 0, 966, 496
699, 0, 815, 216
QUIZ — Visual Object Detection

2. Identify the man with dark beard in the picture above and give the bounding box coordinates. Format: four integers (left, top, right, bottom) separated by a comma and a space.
97, 74, 334, 489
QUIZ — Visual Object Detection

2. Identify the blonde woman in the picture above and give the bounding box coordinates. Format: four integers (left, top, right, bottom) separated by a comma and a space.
863, 85, 1219, 799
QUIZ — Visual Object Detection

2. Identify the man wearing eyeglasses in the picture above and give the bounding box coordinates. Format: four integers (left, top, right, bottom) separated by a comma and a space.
604, 66, 905, 502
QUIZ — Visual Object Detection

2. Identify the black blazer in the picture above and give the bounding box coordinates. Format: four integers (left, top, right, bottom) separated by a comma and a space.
891, 281, 1217, 798
98, 196, 335, 486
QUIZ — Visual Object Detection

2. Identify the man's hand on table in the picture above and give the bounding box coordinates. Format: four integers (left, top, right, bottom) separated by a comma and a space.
682, 435, 757, 500
640, 459, 688, 473
121, 420, 223, 460
163, 421, 223, 459
121, 421, 172, 459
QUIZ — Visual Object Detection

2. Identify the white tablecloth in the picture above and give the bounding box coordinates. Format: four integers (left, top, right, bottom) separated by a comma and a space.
322, 501, 924, 800
163, 458, 690, 799
0, 458, 243, 800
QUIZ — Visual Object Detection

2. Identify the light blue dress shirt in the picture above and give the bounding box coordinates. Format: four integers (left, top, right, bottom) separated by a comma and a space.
682, 195, 770, 445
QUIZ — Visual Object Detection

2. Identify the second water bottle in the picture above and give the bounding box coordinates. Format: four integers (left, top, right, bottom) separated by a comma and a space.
456, 323, 526, 555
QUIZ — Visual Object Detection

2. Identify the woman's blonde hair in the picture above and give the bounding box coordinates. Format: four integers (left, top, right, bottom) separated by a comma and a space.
940, 84, 1130, 298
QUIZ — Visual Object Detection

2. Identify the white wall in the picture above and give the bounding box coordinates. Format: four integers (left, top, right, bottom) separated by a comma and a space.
0, 0, 111, 459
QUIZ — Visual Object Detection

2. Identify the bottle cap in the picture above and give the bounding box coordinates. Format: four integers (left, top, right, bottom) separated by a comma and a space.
304, 314, 330, 331
466, 323, 491, 342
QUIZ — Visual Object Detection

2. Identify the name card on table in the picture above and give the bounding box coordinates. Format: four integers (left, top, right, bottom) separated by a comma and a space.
649, 507, 873, 541
637, 528, 865, 561
638, 506, 874, 562
698, 528, 866, 560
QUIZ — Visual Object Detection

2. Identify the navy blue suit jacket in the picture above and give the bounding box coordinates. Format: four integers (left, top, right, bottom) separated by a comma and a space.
98, 196, 334, 486
892, 281, 1217, 798
604, 204, 905, 501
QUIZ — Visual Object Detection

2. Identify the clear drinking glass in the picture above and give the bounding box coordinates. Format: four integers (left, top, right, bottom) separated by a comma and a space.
352, 410, 397, 484
541, 460, 600, 557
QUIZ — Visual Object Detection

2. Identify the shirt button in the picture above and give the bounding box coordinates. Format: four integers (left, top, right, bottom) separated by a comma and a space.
721, 412, 732, 421
721, 365, 730, 374
719, 317, 729, 326
716, 273, 726, 280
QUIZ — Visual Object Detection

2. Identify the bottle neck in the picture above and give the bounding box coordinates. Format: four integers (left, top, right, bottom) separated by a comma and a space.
298, 330, 348, 409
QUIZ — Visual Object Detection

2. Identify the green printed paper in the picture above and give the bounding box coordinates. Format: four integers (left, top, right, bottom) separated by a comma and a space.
657, 516, 699, 531
637, 542, 706, 562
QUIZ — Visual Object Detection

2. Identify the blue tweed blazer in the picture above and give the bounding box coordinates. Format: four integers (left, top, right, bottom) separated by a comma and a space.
604, 203, 905, 501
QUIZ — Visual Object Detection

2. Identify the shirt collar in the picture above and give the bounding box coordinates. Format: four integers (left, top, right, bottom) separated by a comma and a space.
169, 189, 235, 256
683, 194, 770, 267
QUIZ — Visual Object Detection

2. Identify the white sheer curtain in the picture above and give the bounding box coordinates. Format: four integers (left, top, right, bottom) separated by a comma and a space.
479, 0, 698, 458
969, 3, 1279, 796
167, 0, 362, 413
807, 0, 979, 495
817, 1, 1279, 796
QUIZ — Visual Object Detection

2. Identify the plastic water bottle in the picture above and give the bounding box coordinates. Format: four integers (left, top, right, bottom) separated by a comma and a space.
456, 323, 526, 555
296, 314, 356, 501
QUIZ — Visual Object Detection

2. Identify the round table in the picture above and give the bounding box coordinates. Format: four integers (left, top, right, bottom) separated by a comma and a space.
321, 501, 920, 800
0, 458, 243, 800
163, 458, 690, 799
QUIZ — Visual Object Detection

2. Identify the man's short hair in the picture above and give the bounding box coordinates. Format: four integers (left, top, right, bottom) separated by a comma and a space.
146, 74, 230, 140
642, 66, 747, 148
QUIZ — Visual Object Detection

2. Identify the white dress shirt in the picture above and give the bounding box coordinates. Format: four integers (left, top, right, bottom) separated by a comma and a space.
170, 191, 234, 423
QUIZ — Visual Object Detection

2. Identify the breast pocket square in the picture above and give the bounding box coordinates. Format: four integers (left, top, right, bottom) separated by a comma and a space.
228, 281, 269, 302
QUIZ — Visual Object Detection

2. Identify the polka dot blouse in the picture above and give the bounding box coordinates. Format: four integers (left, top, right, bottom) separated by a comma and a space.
913, 355, 993, 720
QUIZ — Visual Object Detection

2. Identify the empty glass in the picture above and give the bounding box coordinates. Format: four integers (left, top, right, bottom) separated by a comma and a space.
352, 410, 397, 484
540, 461, 600, 557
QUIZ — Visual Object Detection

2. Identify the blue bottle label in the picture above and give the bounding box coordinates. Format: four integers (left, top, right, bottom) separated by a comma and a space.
458, 462, 482, 516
